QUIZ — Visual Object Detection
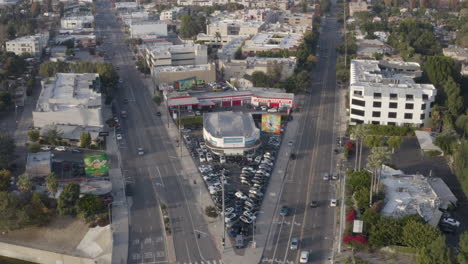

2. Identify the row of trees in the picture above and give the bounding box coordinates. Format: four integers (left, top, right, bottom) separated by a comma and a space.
179, 13, 207, 39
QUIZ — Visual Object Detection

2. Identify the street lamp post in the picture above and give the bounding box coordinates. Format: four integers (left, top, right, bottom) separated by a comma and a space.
221, 169, 226, 249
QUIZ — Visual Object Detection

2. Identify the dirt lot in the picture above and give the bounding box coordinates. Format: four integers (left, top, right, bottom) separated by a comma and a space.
0, 215, 89, 256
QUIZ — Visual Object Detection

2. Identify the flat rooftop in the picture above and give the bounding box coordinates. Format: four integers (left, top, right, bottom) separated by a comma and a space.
244, 32, 303, 50
153, 64, 211, 73
27, 151, 51, 166
204, 111, 259, 138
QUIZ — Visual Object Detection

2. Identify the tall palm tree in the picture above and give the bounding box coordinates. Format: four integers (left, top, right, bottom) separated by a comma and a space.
215, 31, 221, 47
367, 153, 381, 206
371, 147, 392, 193
352, 124, 369, 171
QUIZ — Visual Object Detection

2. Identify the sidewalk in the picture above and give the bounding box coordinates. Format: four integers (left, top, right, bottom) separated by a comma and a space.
104, 105, 130, 264
144, 70, 308, 263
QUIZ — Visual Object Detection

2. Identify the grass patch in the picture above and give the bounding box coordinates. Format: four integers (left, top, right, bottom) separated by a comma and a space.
387, 245, 418, 255
0, 256, 38, 264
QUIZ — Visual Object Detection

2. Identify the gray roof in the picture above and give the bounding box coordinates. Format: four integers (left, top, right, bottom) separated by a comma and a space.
415, 131, 442, 152
204, 111, 259, 138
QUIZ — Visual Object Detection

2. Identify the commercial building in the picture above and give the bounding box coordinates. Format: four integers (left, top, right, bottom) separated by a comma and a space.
152, 64, 216, 85
114, 1, 139, 10
26, 152, 52, 178
203, 111, 261, 156
220, 56, 297, 81
144, 43, 208, 68
5, 33, 49, 56
356, 39, 393, 58
166, 89, 294, 109
33, 73, 103, 129
160, 7, 186, 21
129, 21, 168, 39
242, 32, 303, 55
243, 8, 281, 23
349, 60, 436, 127
61, 15, 95, 30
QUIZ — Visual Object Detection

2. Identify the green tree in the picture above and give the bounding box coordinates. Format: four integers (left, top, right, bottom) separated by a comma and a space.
76, 194, 106, 222
45, 128, 63, 145
402, 220, 441, 248
0, 133, 15, 169
45, 172, 58, 197
80, 132, 92, 148
369, 216, 402, 248
423, 56, 460, 90
347, 170, 371, 193
0, 91, 12, 111
0, 169, 11, 191
293, 70, 310, 93
353, 187, 370, 209
444, 78, 463, 117
454, 140, 468, 196
456, 114, 468, 137
364, 135, 384, 148
58, 183, 80, 215
26, 192, 53, 226
28, 130, 40, 142
17, 173, 32, 193
251, 71, 272, 87
179, 14, 202, 39
386, 136, 403, 153
458, 232, 468, 264
28, 143, 41, 153
435, 135, 458, 155
352, 124, 370, 170
417, 235, 453, 264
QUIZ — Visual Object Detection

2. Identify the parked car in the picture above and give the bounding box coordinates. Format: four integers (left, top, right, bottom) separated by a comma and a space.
71, 148, 81, 153
330, 199, 337, 207
300, 251, 309, 263
235, 191, 247, 200
290, 238, 299, 250
137, 147, 144, 155
332, 173, 339, 180
267, 108, 278, 113
199, 154, 206, 162
441, 218, 460, 227
220, 155, 226, 164
116, 134, 123, 140
55, 146, 67, 151
322, 173, 330, 181
206, 153, 213, 162
280, 206, 290, 216
41, 145, 52, 151
260, 106, 267, 111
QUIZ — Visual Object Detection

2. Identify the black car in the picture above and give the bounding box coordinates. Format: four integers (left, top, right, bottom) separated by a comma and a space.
156, 112, 161, 116
310, 201, 318, 208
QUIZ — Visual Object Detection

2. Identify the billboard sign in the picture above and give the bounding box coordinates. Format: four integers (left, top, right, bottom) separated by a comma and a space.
84, 154, 109, 177
261, 114, 281, 134
174, 77, 196, 90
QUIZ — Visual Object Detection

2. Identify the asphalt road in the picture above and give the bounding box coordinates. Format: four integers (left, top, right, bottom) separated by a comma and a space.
261, 2, 342, 264
95, 2, 221, 264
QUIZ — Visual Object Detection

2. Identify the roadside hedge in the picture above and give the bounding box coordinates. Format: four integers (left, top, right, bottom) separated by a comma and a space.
347, 124, 416, 137
176, 116, 203, 127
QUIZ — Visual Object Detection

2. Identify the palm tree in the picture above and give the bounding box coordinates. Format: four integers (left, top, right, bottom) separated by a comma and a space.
367, 153, 381, 206
371, 147, 392, 193
352, 124, 369, 171
215, 31, 221, 47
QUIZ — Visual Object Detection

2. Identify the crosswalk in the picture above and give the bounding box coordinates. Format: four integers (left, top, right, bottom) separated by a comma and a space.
261, 257, 294, 264
176, 260, 224, 264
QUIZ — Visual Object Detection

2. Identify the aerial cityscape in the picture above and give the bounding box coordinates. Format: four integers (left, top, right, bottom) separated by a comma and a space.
0, 0, 467, 263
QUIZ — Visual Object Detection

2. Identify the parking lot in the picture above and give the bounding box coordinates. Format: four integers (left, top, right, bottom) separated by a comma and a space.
180, 114, 289, 250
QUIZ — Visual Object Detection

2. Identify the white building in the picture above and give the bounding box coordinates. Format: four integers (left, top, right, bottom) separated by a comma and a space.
33, 73, 103, 129
207, 20, 266, 37
61, 15, 94, 30
242, 32, 303, 54
349, 60, 437, 127
144, 43, 208, 68
5, 33, 49, 56
129, 21, 168, 39
203, 111, 261, 156
160, 7, 186, 21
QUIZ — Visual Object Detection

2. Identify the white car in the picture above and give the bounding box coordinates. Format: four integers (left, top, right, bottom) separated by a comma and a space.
220, 155, 226, 164
288, 140, 294, 146
55, 146, 66, 151
235, 191, 247, 200
206, 153, 213, 162
199, 154, 206, 162
267, 108, 278, 113
116, 134, 123, 140
260, 106, 267, 111
225, 212, 237, 223
137, 147, 144, 155
330, 199, 337, 207
300, 251, 309, 263
442, 218, 460, 227
322, 173, 330, 181
254, 156, 262, 164
40, 145, 52, 151
246, 154, 253, 162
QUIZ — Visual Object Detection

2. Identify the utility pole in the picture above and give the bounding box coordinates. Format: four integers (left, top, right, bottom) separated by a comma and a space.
221, 169, 226, 249
343, 0, 347, 69
178, 105, 182, 156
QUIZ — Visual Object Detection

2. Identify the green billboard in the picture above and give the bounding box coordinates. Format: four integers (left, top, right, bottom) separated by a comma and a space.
84, 154, 109, 177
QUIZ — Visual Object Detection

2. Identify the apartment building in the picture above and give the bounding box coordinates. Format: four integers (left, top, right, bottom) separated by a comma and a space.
279, 13, 314, 31
33, 73, 102, 129
242, 32, 303, 54
207, 20, 266, 37
144, 43, 208, 68
61, 15, 95, 30
349, 1, 369, 16
5, 32, 49, 56
160, 7, 186, 20
220, 56, 297, 81
349, 60, 437, 127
